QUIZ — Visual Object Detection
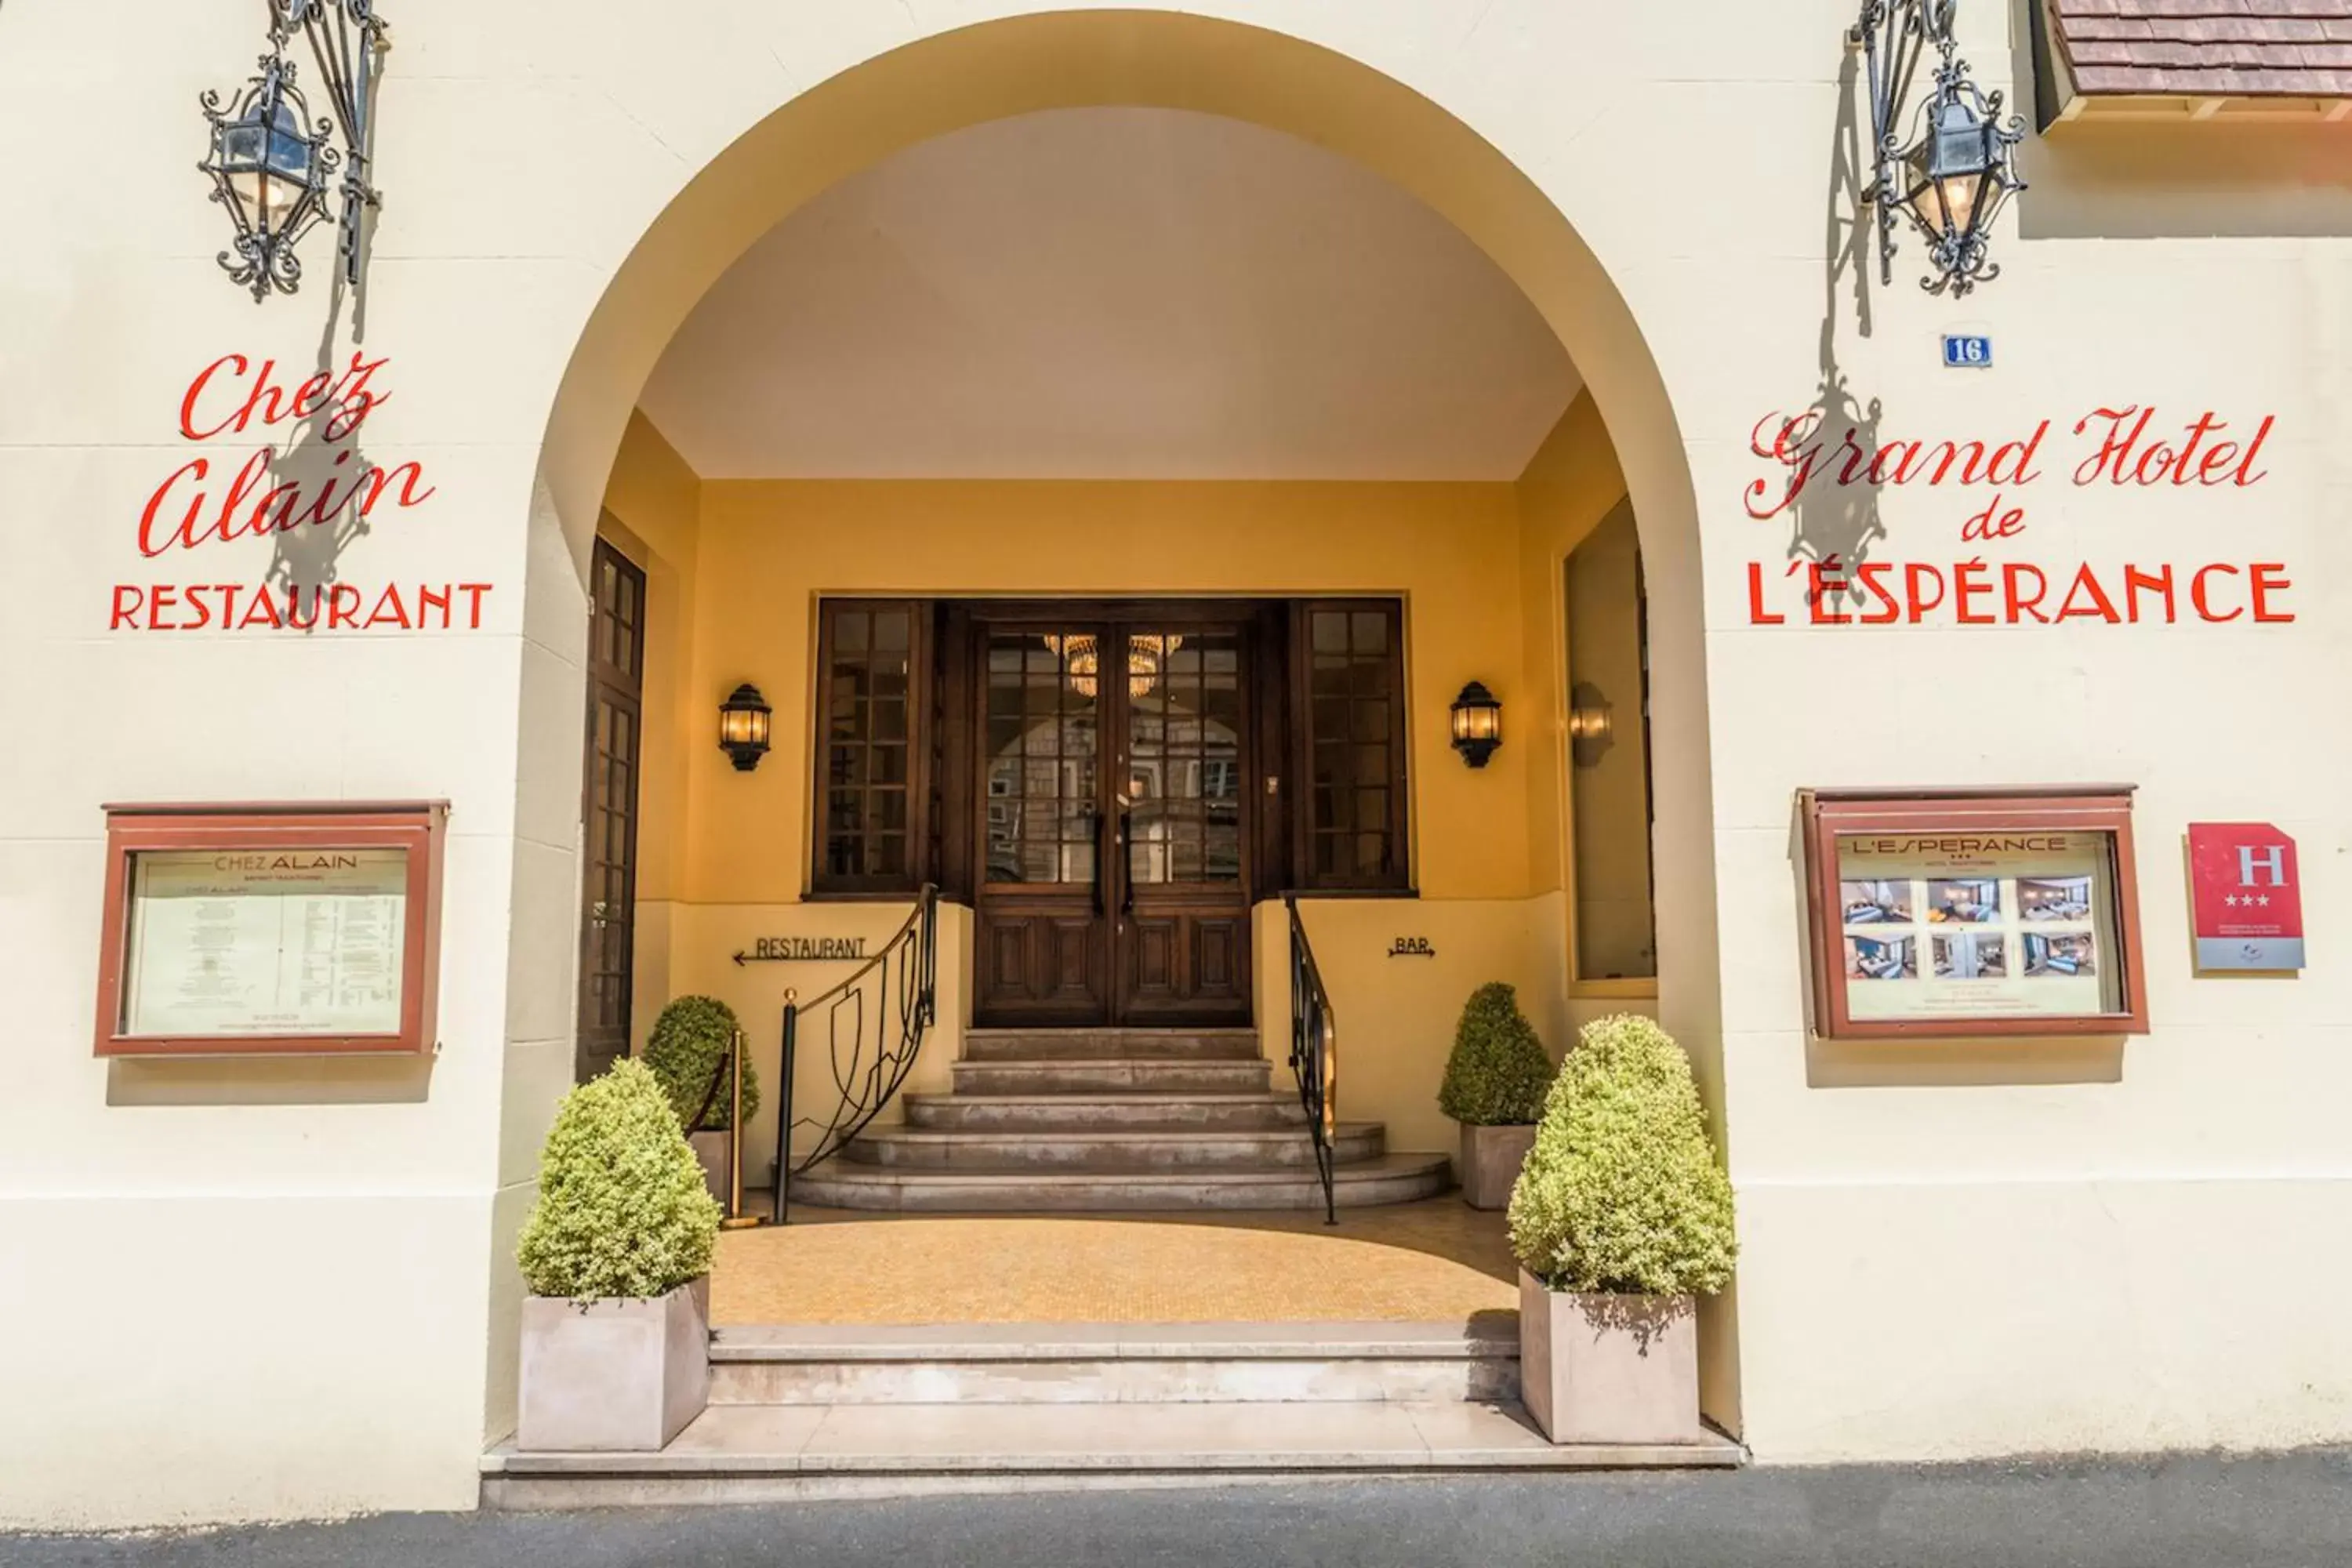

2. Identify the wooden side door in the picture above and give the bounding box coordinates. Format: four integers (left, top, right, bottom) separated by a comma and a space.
575, 538, 646, 1082
971, 619, 1114, 1026
1111, 622, 1254, 1026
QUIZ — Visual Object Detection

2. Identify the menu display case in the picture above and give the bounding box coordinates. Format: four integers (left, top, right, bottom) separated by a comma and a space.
1800, 788, 2148, 1040
94, 802, 446, 1058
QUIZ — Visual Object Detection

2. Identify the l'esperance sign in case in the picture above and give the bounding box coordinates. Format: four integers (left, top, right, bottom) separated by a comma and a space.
96, 803, 446, 1058
1833, 828, 2121, 1024
1800, 788, 2151, 1040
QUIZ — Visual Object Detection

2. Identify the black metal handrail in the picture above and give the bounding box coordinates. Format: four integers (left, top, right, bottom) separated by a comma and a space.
1284, 893, 1338, 1226
770, 884, 940, 1224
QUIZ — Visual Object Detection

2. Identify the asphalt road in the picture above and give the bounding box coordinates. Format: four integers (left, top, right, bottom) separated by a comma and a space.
11, 1454, 2352, 1568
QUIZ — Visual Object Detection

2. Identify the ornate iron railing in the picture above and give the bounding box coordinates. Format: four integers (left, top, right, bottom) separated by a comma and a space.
770, 884, 940, 1224
1284, 893, 1338, 1226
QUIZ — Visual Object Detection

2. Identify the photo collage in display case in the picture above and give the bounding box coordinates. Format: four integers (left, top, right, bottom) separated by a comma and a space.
1835, 833, 2119, 1023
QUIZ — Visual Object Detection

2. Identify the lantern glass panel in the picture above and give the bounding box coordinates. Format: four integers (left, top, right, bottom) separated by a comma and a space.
1454, 703, 1500, 744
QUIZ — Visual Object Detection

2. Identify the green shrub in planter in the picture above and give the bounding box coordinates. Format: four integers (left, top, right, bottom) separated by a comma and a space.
643, 995, 758, 1132
517, 1058, 722, 1301
1508, 1013, 1736, 1297
1437, 982, 1555, 1126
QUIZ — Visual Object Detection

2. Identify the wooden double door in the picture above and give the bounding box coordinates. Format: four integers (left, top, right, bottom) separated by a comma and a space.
969, 607, 1258, 1028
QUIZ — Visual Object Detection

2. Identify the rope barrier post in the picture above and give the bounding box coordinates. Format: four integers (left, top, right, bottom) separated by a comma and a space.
719, 1026, 762, 1231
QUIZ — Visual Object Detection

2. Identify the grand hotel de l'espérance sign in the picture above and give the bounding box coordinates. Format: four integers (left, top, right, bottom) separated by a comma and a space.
1741, 404, 2295, 628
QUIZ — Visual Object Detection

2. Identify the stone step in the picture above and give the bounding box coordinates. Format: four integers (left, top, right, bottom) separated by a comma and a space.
481, 1399, 1744, 1508
905, 1091, 1306, 1132
706, 1321, 1517, 1406
787, 1151, 1452, 1212
950, 1058, 1274, 1097
840, 1121, 1384, 1171
962, 1028, 1264, 1063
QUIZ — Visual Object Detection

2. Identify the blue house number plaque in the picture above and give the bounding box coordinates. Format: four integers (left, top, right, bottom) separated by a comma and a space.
1941, 334, 1994, 368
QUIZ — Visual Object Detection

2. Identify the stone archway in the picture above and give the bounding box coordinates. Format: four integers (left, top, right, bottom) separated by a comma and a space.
523, 7, 1732, 1428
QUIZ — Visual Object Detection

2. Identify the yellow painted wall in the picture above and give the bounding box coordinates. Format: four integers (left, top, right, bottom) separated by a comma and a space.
681, 479, 1536, 908
608, 441, 1660, 1164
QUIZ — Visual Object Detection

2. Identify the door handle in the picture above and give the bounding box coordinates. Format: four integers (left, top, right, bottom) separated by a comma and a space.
1118, 811, 1136, 916
1088, 808, 1106, 918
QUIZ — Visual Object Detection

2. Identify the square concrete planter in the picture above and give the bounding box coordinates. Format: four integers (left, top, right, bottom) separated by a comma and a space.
517, 1276, 710, 1452
1518, 1269, 1701, 1445
1457, 1123, 1537, 1210
688, 1129, 731, 1206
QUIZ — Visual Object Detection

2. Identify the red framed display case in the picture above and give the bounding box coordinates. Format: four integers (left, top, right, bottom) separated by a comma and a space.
1799, 787, 2150, 1041
94, 802, 447, 1058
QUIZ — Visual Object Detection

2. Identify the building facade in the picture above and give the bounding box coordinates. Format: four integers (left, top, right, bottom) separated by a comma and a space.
4, 0, 2350, 1528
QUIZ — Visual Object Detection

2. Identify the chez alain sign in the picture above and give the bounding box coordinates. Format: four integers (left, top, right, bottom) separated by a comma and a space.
106, 353, 488, 634
1743, 405, 2293, 627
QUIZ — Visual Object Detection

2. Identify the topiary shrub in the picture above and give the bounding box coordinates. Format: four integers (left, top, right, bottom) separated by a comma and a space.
1508, 1013, 1737, 1298
517, 1058, 722, 1301
1437, 982, 1555, 1126
642, 995, 757, 1132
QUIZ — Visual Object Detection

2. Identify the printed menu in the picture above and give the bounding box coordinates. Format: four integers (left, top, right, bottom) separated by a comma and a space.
122, 848, 408, 1037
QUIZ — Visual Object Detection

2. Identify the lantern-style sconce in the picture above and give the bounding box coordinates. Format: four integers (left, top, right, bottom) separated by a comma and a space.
201, 2, 389, 300
201, 53, 336, 300
1449, 681, 1503, 769
717, 684, 773, 772
1850, 0, 2024, 296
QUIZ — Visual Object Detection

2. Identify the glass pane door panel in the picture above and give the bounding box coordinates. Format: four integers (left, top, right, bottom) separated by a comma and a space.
985, 630, 1100, 885
1124, 630, 1243, 886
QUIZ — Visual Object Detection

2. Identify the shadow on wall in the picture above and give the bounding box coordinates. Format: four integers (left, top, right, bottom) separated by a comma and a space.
1748, 45, 1889, 620
263, 282, 376, 628
2010, 0, 2352, 240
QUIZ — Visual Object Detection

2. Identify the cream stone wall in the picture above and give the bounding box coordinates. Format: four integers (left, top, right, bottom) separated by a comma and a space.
2, 0, 2348, 1527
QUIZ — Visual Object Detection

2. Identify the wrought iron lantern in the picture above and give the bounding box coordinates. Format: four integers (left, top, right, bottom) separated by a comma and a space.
201, 2, 389, 300
201, 53, 336, 300
718, 684, 774, 772
1851, 0, 2024, 296
1449, 681, 1503, 769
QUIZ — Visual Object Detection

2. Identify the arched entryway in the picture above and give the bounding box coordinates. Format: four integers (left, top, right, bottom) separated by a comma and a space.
522, 8, 1731, 1431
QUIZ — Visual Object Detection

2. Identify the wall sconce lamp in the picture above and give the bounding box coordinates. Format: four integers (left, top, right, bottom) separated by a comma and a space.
1849, 0, 2024, 297
1449, 681, 1503, 769
717, 684, 773, 772
1567, 681, 1615, 771
202, 2, 388, 300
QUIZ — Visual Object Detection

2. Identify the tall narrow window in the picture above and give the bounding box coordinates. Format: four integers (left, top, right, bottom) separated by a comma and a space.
812, 600, 927, 893
1564, 502, 1657, 982
1295, 601, 1409, 890
576, 535, 644, 1080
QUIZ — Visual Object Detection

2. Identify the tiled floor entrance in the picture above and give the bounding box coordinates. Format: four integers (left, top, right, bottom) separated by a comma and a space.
711, 1197, 1519, 1326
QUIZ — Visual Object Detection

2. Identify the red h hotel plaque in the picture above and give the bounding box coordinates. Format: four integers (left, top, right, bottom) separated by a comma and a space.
2188, 823, 2304, 973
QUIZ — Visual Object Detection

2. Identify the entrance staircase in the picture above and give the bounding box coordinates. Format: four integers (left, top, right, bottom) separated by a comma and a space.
790, 1027, 1451, 1211
481, 1319, 1743, 1504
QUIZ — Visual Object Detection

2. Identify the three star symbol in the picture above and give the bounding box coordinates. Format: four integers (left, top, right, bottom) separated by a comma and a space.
2223, 894, 2274, 908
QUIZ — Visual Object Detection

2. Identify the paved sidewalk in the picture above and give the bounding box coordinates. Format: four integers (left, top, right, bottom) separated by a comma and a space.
11, 1454, 2351, 1568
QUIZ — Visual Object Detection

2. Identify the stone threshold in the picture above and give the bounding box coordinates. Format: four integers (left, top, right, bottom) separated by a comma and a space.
710, 1319, 1521, 1362
482, 1399, 1745, 1508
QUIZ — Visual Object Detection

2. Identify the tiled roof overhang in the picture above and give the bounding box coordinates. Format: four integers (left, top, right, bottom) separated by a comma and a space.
2038, 1, 2352, 121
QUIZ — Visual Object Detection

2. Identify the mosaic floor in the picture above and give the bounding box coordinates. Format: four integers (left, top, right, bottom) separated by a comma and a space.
710, 1196, 1519, 1326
